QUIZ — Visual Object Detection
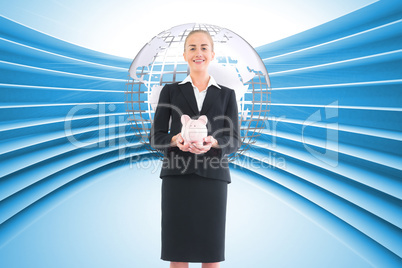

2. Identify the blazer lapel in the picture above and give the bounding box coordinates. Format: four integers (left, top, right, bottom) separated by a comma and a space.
179, 82, 199, 115
200, 85, 221, 115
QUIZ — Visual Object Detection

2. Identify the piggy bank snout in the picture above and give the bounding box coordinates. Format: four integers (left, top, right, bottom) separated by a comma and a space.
190, 123, 204, 128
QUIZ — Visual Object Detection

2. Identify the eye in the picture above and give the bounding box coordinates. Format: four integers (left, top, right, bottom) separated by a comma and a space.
190, 48, 195, 51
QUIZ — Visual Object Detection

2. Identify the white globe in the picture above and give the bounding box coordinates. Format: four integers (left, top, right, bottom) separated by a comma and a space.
125, 23, 271, 160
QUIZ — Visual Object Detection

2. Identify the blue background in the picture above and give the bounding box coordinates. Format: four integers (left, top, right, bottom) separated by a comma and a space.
0, 0, 401, 267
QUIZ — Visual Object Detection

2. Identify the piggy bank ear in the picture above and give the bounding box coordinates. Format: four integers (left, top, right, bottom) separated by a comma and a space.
198, 115, 208, 125
181, 114, 190, 125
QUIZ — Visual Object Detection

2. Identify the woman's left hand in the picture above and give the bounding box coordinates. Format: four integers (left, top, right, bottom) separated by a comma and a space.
189, 136, 218, 154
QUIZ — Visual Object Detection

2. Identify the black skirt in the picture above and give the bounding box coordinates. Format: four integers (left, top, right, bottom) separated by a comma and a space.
161, 173, 228, 263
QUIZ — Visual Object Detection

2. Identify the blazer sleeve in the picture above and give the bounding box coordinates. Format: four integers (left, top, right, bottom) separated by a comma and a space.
214, 89, 241, 157
149, 84, 174, 150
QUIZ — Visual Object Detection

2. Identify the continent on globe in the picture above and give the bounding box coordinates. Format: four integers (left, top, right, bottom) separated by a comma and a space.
128, 36, 168, 81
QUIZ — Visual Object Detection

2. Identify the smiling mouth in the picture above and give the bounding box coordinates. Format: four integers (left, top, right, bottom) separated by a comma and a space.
194, 59, 205, 63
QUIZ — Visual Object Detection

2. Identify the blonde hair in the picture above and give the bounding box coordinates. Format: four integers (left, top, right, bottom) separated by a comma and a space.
184, 30, 214, 52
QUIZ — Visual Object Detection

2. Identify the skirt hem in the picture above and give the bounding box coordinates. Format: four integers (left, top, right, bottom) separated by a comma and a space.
161, 257, 225, 263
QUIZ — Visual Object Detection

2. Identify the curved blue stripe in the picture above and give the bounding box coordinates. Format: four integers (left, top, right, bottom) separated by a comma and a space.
230, 166, 402, 267
0, 15, 131, 68
249, 142, 402, 226
0, 153, 154, 249
0, 124, 138, 178
233, 153, 402, 257
0, 144, 146, 223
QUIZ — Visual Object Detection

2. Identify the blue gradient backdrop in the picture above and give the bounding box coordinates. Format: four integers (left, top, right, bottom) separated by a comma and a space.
0, 1, 401, 267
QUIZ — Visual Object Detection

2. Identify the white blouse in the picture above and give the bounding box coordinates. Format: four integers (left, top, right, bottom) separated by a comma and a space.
179, 75, 221, 112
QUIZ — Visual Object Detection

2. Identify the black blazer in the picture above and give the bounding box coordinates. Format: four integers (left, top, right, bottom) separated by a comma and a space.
149, 81, 241, 183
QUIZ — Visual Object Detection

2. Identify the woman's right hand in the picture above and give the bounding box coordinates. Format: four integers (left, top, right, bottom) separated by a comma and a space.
171, 133, 190, 152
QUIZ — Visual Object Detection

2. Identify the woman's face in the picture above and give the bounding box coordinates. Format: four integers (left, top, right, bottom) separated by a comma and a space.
183, 32, 215, 74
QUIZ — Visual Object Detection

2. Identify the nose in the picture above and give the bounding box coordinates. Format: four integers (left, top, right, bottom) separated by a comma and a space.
195, 48, 203, 56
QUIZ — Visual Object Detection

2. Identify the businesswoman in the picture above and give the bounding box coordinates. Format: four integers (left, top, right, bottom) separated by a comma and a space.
150, 29, 240, 268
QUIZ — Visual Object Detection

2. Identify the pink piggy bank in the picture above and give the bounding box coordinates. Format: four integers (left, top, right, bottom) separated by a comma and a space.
181, 115, 208, 147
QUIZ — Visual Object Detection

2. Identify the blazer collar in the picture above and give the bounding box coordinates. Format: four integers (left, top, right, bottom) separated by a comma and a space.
179, 82, 199, 115
200, 85, 221, 115
178, 82, 221, 116
179, 75, 221, 89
